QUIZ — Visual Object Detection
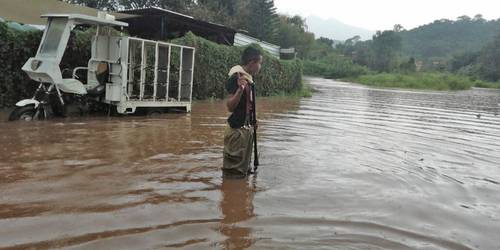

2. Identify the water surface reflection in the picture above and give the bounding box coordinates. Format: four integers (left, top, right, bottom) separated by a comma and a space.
1, 78, 499, 249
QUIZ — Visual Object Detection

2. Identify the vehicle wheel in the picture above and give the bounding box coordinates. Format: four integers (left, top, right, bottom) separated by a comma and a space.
147, 109, 163, 117
50, 96, 65, 117
8, 106, 37, 121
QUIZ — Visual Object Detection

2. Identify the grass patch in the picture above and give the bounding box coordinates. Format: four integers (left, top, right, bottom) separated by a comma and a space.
303, 60, 369, 79
473, 80, 500, 89
346, 72, 478, 91
295, 83, 314, 97
269, 82, 314, 98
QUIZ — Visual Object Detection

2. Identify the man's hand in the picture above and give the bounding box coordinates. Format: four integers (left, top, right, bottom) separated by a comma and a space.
237, 72, 248, 91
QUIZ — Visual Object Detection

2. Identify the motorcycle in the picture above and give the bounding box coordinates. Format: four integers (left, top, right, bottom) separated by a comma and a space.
8, 67, 109, 121
8, 13, 127, 121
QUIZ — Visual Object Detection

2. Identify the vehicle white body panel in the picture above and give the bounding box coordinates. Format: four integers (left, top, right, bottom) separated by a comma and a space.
58, 79, 87, 95
18, 12, 195, 116
15, 99, 40, 108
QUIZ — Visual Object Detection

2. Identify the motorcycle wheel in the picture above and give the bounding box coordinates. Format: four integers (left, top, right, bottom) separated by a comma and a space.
8, 106, 37, 121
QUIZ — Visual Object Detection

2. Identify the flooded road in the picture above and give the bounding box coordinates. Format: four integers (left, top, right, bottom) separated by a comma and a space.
1, 77, 500, 249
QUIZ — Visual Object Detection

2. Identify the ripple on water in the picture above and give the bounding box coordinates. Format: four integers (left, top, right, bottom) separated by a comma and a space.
0, 77, 499, 249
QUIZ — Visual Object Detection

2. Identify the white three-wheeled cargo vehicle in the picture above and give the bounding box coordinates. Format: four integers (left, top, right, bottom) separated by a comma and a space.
9, 12, 195, 121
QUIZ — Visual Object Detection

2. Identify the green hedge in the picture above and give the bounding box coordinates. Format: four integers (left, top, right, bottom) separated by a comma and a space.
173, 32, 303, 99
0, 22, 92, 108
0, 22, 41, 109
0, 25, 302, 108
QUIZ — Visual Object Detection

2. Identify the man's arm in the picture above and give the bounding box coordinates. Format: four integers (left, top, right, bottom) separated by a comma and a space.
226, 88, 244, 112
226, 73, 247, 112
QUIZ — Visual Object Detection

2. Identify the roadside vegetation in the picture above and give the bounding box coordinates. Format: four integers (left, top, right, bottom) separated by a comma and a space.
345, 73, 497, 91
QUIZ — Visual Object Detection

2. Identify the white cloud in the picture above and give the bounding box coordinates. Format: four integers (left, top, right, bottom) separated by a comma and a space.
274, 0, 500, 30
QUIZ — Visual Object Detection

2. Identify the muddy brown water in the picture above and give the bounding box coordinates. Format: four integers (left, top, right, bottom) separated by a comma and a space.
1, 77, 500, 249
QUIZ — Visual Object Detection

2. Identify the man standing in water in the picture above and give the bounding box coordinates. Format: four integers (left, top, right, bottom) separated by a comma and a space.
223, 46, 263, 178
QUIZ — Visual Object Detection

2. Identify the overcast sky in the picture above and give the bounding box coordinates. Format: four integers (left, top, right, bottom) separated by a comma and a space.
274, 0, 500, 31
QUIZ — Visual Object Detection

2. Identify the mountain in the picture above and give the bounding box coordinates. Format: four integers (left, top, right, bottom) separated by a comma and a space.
400, 17, 500, 60
305, 15, 374, 41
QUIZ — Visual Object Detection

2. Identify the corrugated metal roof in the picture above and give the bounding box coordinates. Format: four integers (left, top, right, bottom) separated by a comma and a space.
119, 6, 193, 19
118, 7, 236, 33
6, 22, 38, 32
234, 33, 280, 58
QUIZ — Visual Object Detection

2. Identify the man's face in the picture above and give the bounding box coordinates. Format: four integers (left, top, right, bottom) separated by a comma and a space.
248, 56, 263, 75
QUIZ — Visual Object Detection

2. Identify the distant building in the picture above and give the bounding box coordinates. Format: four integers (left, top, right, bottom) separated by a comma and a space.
415, 60, 424, 72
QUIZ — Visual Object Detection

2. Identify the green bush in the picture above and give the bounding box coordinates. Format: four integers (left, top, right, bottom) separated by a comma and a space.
473, 80, 500, 89
172, 32, 303, 99
302, 58, 368, 79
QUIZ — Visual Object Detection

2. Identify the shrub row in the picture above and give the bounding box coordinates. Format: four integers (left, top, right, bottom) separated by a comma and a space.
0, 23, 302, 108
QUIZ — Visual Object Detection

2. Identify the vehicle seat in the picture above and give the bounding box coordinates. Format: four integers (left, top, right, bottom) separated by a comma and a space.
87, 62, 109, 97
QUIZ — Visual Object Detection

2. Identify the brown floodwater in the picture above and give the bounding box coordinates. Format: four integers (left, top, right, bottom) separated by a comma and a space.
1, 77, 500, 249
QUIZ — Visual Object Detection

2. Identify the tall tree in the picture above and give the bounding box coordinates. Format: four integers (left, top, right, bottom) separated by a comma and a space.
244, 0, 278, 41
371, 30, 402, 72
393, 24, 405, 32
317, 37, 335, 47
457, 15, 472, 22
308, 37, 335, 61
119, 0, 194, 12
275, 15, 315, 58
191, 0, 244, 27
478, 33, 500, 81
63, 0, 194, 12
63, 0, 119, 10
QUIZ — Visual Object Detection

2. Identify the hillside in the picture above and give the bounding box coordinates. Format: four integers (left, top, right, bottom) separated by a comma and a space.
400, 16, 500, 60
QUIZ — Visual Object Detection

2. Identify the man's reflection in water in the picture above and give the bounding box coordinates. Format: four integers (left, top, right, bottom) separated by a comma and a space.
219, 175, 256, 249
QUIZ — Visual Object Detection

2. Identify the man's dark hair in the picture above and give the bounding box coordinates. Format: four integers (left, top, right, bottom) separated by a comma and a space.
241, 46, 262, 65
